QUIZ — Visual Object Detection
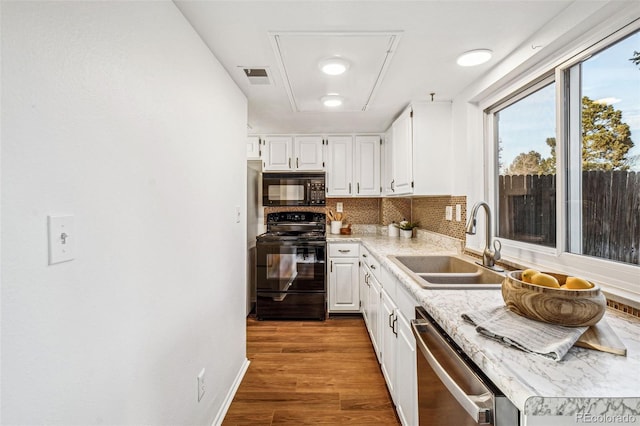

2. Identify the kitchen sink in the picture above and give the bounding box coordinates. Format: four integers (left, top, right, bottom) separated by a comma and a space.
391, 255, 479, 274
388, 255, 505, 289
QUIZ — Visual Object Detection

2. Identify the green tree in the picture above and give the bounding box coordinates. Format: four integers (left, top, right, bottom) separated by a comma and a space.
581, 96, 633, 171
506, 150, 544, 175
539, 137, 557, 174
508, 97, 634, 175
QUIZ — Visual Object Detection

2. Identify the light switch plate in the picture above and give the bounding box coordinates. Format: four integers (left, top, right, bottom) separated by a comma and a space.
336, 202, 343, 213
197, 368, 206, 402
455, 204, 462, 222
48, 215, 75, 264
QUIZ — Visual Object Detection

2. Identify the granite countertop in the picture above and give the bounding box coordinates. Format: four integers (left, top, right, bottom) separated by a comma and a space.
328, 232, 640, 419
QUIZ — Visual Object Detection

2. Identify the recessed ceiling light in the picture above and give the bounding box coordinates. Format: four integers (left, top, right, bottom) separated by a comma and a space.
456, 49, 493, 67
319, 57, 350, 75
321, 94, 344, 107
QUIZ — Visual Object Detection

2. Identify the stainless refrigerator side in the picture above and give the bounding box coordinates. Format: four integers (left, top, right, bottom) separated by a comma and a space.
247, 160, 263, 316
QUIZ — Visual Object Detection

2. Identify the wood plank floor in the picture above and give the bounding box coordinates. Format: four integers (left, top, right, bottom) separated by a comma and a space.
222, 316, 401, 426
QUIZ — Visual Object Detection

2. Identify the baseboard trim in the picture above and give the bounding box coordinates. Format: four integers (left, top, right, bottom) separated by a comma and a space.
211, 357, 250, 426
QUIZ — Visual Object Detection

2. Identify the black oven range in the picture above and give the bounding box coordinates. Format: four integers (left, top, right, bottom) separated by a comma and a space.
255, 212, 326, 320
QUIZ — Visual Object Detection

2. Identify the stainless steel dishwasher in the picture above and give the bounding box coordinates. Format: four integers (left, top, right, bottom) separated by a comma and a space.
412, 307, 520, 425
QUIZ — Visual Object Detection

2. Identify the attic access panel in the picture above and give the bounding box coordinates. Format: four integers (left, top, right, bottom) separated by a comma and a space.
270, 31, 401, 112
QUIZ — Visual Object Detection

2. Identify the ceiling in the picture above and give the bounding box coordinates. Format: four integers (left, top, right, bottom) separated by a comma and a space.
173, 1, 597, 134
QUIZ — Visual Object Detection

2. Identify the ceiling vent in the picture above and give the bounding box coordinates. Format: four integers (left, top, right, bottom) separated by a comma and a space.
243, 68, 272, 85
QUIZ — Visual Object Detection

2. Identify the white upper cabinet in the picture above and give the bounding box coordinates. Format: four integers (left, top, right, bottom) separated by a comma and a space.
294, 136, 324, 171
390, 107, 413, 195
327, 135, 381, 197
385, 102, 453, 196
354, 135, 381, 196
382, 127, 393, 195
247, 136, 261, 160
262, 136, 293, 171
326, 136, 354, 196
262, 135, 324, 171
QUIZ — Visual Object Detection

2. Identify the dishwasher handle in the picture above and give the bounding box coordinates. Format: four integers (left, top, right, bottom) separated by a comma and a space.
411, 319, 493, 425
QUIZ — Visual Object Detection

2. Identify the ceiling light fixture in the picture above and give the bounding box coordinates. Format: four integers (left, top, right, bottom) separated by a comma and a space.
319, 57, 350, 75
321, 94, 344, 107
456, 49, 493, 67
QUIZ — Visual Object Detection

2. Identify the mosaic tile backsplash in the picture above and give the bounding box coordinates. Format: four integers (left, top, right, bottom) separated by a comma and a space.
411, 196, 467, 241
265, 196, 465, 240
263, 197, 638, 318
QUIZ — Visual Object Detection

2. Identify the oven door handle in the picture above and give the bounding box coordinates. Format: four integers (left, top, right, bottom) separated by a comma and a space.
411, 319, 493, 425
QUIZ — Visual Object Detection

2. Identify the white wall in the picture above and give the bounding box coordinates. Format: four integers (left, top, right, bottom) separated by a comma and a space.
1, 2, 248, 424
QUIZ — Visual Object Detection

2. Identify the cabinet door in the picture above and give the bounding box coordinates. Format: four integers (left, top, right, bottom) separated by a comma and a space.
263, 136, 293, 171
247, 136, 261, 160
380, 289, 397, 401
354, 135, 381, 196
359, 260, 370, 326
411, 102, 453, 195
328, 257, 359, 312
382, 128, 394, 195
326, 136, 353, 196
391, 108, 413, 195
368, 273, 382, 362
395, 312, 417, 426
294, 136, 324, 171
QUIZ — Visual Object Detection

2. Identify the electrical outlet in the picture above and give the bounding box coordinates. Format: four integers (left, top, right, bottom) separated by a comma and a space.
336, 202, 343, 213
197, 368, 206, 402
445, 206, 453, 221
455, 204, 462, 222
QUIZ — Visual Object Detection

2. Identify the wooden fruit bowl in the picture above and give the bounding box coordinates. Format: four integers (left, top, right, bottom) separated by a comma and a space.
502, 271, 606, 327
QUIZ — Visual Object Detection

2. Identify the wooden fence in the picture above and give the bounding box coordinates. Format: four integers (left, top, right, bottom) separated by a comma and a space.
498, 171, 639, 265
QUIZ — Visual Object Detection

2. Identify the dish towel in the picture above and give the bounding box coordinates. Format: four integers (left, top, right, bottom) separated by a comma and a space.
461, 306, 588, 361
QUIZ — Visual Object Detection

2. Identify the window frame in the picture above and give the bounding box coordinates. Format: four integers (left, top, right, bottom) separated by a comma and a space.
480, 19, 640, 302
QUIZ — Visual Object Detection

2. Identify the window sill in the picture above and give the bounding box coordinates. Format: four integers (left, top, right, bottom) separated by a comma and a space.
464, 246, 640, 315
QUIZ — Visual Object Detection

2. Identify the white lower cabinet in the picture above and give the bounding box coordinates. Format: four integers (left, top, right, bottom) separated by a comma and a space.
356, 244, 418, 426
395, 310, 417, 426
362, 267, 381, 360
380, 288, 397, 401
328, 243, 360, 313
360, 248, 381, 361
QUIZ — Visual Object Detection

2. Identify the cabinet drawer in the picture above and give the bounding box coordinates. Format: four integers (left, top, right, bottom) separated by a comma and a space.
396, 282, 417, 320
361, 247, 381, 280
329, 243, 359, 257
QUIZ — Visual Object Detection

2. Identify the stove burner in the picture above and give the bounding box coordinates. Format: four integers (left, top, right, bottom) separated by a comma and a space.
258, 211, 327, 243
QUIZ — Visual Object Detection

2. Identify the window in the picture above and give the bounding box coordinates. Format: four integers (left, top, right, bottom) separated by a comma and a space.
483, 24, 639, 295
492, 80, 557, 248
565, 31, 640, 267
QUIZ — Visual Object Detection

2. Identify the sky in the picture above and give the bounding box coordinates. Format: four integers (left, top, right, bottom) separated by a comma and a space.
498, 30, 640, 173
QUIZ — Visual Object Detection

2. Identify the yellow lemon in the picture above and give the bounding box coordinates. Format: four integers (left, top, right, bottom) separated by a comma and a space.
530, 272, 561, 288
521, 268, 540, 283
564, 276, 594, 289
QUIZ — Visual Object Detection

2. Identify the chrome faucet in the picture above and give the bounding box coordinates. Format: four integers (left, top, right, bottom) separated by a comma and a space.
465, 202, 504, 272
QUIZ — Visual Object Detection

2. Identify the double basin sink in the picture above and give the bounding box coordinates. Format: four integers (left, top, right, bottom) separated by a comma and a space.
388, 255, 505, 289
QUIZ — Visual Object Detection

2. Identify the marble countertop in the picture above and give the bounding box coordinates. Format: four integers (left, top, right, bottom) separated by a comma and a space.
328, 233, 640, 418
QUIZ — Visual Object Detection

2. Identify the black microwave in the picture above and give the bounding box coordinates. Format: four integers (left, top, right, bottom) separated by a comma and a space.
262, 172, 326, 206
